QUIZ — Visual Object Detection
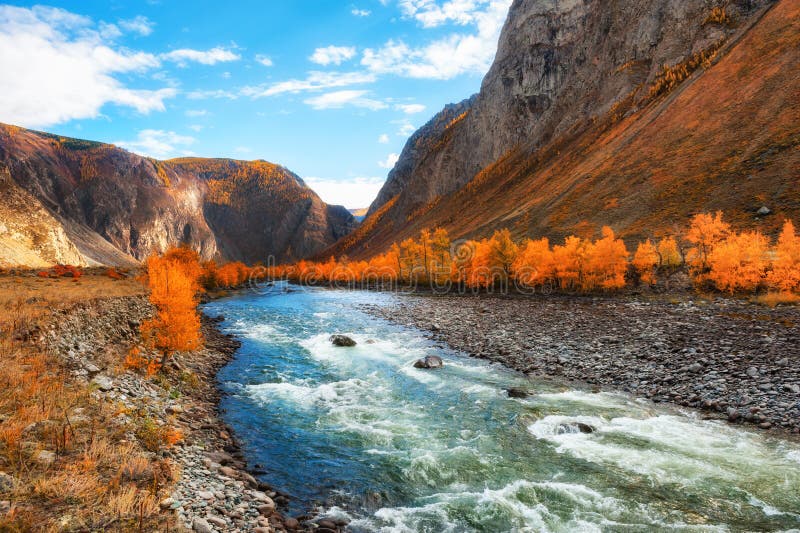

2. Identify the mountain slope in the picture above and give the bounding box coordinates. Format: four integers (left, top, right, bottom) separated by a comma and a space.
330, 0, 797, 258
0, 125, 356, 266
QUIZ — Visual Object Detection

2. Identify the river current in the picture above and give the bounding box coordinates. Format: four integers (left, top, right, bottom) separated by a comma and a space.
204, 284, 800, 532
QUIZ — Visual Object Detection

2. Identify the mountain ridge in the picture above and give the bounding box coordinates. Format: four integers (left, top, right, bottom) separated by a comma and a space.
0, 124, 356, 267
325, 0, 797, 259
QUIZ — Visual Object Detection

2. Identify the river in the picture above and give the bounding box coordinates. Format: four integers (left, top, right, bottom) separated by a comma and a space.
203, 283, 800, 532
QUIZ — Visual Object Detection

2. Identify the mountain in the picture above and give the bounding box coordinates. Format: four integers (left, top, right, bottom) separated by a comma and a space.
327, 0, 798, 259
0, 124, 356, 267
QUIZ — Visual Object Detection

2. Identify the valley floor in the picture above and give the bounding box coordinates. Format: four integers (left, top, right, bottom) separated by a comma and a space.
363, 293, 800, 435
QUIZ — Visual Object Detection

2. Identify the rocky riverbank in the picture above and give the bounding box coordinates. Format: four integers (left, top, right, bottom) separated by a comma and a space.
41, 296, 322, 532
363, 294, 800, 434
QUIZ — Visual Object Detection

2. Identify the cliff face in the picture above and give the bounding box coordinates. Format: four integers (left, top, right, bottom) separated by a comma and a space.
0, 125, 356, 267
335, 0, 797, 258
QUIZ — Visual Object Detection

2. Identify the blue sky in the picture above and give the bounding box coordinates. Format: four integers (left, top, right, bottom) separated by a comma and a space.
0, 1, 510, 208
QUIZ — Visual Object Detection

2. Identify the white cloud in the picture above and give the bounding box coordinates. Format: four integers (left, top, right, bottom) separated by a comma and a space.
309, 45, 357, 66
119, 15, 154, 36
188, 124, 203, 132
116, 129, 195, 159
378, 133, 390, 144
304, 90, 387, 110
351, 9, 371, 17
185, 109, 207, 117
396, 103, 426, 114
393, 118, 417, 136
362, 0, 510, 79
161, 47, 240, 66
303, 176, 385, 209
242, 71, 376, 98
255, 54, 273, 67
187, 89, 238, 100
0, 5, 175, 128
378, 153, 399, 169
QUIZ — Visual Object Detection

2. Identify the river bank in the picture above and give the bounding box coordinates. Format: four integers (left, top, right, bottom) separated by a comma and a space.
363, 293, 800, 434
34, 292, 316, 532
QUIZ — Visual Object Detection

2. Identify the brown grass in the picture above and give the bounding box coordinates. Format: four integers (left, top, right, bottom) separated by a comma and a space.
0, 273, 175, 531
752, 291, 800, 307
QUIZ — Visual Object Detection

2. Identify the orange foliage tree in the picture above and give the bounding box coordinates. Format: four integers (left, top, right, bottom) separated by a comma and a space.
513, 238, 555, 288
707, 231, 770, 293
581, 226, 629, 290
632, 240, 659, 284
768, 220, 800, 293
686, 211, 730, 275
141, 248, 204, 367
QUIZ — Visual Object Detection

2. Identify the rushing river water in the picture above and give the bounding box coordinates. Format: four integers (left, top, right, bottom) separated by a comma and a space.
204, 284, 800, 532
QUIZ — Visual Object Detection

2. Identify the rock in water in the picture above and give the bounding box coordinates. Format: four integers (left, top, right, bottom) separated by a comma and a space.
330, 335, 357, 347
506, 388, 529, 398
414, 355, 444, 369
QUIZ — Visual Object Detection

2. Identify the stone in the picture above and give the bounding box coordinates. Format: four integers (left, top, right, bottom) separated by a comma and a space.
413, 355, 444, 369
34, 450, 55, 466
747, 367, 759, 378
166, 404, 184, 414
329, 335, 357, 347
206, 516, 227, 528
159, 497, 175, 510
757, 206, 772, 216
284, 517, 300, 530
0, 472, 15, 491
257, 498, 276, 516
506, 388, 529, 398
91, 375, 114, 391
192, 518, 214, 533
197, 490, 215, 500
687, 363, 703, 373
318, 519, 338, 529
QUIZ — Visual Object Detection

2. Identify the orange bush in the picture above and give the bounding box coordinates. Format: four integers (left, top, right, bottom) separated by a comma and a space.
707, 231, 769, 293
686, 211, 730, 274
582, 226, 629, 290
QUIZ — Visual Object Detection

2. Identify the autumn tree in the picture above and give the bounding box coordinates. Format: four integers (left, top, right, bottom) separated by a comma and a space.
487, 229, 519, 283
707, 231, 769, 293
582, 227, 629, 290
553, 236, 586, 290
512, 238, 555, 288
686, 211, 730, 274
768, 220, 800, 293
633, 240, 659, 285
430, 228, 452, 283
142, 250, 203, 367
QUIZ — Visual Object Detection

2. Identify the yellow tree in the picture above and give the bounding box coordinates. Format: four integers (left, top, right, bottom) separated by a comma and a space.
487, 229, 519, 283
708, 231, 770, 293
553, 236, 586, 290
633, 240, 659, 284
430, 228, 452, 283
768, 220, 800, 293
142, 251, 203, 367
582, 227, 629, 290
686, 211, 730, 274
512, 238, 555, 287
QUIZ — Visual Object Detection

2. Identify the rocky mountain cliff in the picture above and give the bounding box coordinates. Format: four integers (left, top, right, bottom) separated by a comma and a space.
0, 125, 356, 267
329, 0, 798, 258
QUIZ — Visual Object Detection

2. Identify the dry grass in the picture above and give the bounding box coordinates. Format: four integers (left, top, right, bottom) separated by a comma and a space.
752, 291, 800, 307
0, 273, 176, 531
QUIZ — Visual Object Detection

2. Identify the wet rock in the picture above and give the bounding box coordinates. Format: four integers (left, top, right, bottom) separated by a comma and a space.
284, 517, 300, 530
506, 388, 530, 398
414, 355, 444, 369
330, 335, 357, 347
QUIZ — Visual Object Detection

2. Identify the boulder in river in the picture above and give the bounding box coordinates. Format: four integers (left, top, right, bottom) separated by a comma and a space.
330, 335, 357, 347
506, 388, 530, 399
414, 355, 443, 369
556, 422, 595, 434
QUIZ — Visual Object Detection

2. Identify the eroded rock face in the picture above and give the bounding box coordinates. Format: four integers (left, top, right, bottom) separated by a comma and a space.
345, 0, 778, 255
0, 125, 357, 265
